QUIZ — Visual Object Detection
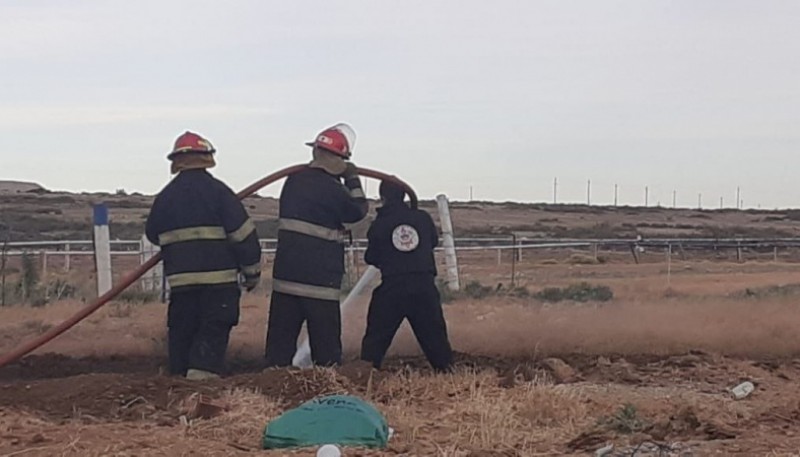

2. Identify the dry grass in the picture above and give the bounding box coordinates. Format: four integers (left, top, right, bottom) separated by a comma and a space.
188, 388, 283, 449
443, 297, 800, 358
0, 368, 591, 456
182, 369, 588, 455
368, 369, 588, 455
5, 261, 800, 361
567, 253, 599, 265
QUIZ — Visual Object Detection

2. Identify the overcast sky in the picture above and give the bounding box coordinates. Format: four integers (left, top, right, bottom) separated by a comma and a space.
1, 1, 798, 208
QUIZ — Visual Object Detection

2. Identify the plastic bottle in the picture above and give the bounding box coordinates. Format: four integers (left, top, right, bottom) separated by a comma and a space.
731, 381, 755, 400
317, 444, 342, 457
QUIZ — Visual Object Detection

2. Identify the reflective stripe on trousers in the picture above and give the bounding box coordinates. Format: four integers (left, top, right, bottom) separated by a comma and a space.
272, 279, 341, 301
167, 269, 239, 288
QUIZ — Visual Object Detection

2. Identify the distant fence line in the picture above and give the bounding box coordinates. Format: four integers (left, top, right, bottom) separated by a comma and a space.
3, 236, 800, 298
2, 236, 800, 268
5, 236, 800, 252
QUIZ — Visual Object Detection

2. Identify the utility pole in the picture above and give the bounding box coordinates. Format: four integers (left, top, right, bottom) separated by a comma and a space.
614, 184, 618, 207
672, 190, 677, 208
469, 185, 473, 201
553, 177, 558, 204
736, 187, 741, 210
0, 221, 7, 307
720, 196, 723, 209
587, 180, 591, 205
698, 193, 702, 210
645, 186, 649, 207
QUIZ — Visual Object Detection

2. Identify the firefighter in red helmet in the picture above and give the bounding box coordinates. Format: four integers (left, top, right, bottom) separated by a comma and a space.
264, 123, 368, 367
146, 131, 262, 380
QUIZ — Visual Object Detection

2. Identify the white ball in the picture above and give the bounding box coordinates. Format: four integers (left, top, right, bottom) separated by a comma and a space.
317, 444, 342, 457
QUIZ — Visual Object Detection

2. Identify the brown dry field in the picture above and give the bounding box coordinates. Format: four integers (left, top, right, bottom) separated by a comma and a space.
2, 249, 800, 456
3, 191, 800, 456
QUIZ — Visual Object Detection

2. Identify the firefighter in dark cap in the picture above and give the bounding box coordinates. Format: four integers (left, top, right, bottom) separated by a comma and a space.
359, 179, 453, 372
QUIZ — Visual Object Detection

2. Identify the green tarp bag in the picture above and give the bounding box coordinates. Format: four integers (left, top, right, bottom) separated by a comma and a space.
262, 394, 389, 450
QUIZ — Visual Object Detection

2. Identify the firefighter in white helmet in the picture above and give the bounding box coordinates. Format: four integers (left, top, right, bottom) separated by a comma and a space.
264, 123, 368, 367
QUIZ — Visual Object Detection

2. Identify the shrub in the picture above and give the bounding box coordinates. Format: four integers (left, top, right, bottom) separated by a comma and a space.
736, 283, 800, 299
19, 251, 39, 300
534, 282, 613, 303
567, 254, 598, 265
117, 288, 161, 304
599, 403, 647, 434
437, 279, 530, 302
463, 280, 494, 299
437, 278, 458, 304
785, 210, 800, 221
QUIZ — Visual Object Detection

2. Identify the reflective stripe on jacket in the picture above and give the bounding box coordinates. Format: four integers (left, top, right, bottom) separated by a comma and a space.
271, 168, 367, 300
145, 169, 261, 291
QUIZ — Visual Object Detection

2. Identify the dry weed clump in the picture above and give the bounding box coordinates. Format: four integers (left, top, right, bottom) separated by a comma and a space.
568, 253, 600, 265
373, 369, 588, 454
288, 367, 354, 401
188, 388, 283, 449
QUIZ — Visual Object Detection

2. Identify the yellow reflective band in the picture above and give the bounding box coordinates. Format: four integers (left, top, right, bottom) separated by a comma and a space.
272, 279, 341, 301
278, 218, 344, 242
159, 226, 226, 246
167, 269, 239, 287
350, 188, 366, 199
241, 262, 261, 276
228, 218, 256, 243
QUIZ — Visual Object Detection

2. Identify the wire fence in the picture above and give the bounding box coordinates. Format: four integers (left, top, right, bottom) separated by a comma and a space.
3, 235, 800, 303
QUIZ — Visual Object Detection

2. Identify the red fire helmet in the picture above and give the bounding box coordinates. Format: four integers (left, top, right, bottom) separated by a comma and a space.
305, 123, 356, 159
168, 131, 216, 160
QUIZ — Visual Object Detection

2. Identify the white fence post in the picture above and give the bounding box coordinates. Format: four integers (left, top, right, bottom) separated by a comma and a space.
92, 204, 112, 296
140, 235, 162, 293
436, 194, 460, 291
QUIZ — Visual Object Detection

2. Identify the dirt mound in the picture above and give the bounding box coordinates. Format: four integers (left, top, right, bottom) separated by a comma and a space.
0, 363, 371, 422
0, 353, 164, 381
2, 351, 800, 454
231, 368, 356, 407
0, 373, 195, 422
647, 406, 737, 442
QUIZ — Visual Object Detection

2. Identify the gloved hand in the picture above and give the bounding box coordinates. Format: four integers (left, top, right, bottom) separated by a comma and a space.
341, 162, 359, 179
242, 274, 260, 292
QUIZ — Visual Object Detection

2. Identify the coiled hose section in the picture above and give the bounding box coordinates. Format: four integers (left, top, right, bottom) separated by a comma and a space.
0, 164, 418, 369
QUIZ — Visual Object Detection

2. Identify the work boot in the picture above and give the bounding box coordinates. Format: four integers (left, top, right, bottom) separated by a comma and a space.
185, 368, 220, 381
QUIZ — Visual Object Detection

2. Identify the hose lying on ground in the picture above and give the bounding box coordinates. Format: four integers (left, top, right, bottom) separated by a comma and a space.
0, 164, 418, 369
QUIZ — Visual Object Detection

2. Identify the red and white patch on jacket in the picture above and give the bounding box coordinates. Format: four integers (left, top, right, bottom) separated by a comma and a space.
392, 224, 419, 252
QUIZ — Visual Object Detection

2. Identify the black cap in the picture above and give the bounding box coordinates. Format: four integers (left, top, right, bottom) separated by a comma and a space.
379, 180, 406, 202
